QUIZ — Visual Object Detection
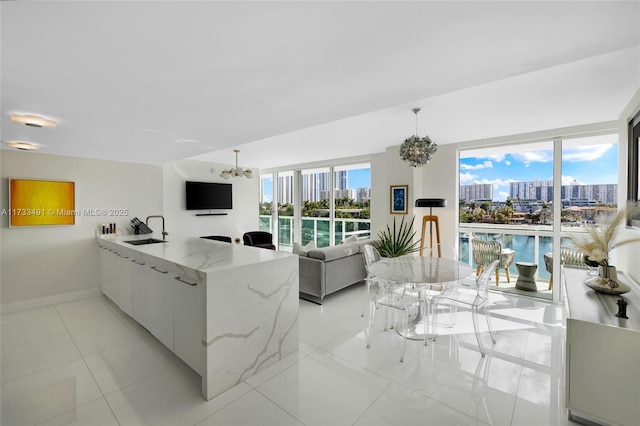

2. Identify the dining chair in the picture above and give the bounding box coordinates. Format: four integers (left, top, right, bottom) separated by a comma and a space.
242, 231, 276, 250
366, 274, 424, 362
471, 238, 515, 285
361, 244, 381, 317
431, 259, 499, 357
200, 235, 232, 243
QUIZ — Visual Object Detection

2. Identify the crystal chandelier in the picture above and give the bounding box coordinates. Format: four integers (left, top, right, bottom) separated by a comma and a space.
399, 107, 437, 167
220, 150, 253, 179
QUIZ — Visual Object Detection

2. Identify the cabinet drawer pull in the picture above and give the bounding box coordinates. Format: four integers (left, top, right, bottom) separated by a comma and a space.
118, 254, 129, 259
131, 259, 146, 265
150, 266, 168, 274
174, 276, 197, 286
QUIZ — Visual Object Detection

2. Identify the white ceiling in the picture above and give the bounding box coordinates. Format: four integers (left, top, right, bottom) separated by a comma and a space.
2, 1, 639, 170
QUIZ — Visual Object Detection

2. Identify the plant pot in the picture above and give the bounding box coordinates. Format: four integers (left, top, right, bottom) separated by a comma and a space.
584, 265, 630, 295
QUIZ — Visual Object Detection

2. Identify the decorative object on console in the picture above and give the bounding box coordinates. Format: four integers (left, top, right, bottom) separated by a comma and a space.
569, 203, 640, 294
377, 216, 420, 258
615, 299, 629, 319
220, 150, 253, 179
415, 198, 447, 256
399, 107, 437, 167
584, 265, 630, 295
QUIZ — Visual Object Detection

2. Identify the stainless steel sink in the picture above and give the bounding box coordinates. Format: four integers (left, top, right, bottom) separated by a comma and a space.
124, 238, 168, 245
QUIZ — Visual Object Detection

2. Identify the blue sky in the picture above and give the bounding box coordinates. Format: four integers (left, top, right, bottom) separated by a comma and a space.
460, 141, 618, 201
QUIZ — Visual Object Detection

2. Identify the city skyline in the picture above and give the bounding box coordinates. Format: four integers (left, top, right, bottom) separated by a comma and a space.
460, 140, 618, 202
261, 168, 371, 203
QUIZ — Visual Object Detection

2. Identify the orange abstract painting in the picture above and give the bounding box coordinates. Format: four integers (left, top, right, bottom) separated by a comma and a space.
10, 179, 75, 226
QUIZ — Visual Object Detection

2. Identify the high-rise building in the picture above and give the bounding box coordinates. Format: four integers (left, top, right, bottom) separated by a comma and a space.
334, 170, 348, 190
356, 187, 371, 203
460, 184, 493, 202
277, 174, 294, 205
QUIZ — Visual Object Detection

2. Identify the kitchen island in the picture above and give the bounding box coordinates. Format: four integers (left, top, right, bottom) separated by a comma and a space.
96, 233, 299, 400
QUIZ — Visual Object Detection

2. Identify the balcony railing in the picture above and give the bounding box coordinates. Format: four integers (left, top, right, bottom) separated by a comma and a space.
260, 215, 371, 251
458, 224, 555, 282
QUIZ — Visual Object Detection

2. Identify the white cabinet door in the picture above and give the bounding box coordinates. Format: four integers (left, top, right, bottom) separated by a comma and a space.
112, 250, 133, 316
130, 254, 151, 327
100, 246, 120, 302
173, 273, 204, 375
144, 261, 175, 350
98, 245, 113, 298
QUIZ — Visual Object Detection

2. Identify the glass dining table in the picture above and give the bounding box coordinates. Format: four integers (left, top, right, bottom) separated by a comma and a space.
369, 255, 474, 340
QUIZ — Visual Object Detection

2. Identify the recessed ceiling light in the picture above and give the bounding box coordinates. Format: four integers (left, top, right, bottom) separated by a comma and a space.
11, 114, 56, 128
5, 141, 40, 151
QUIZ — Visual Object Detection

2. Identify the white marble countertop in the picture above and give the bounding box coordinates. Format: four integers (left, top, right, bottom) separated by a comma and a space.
96, 233, 294, 275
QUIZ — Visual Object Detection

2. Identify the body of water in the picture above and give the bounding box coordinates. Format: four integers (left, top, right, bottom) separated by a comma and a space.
460, 234, 553, 280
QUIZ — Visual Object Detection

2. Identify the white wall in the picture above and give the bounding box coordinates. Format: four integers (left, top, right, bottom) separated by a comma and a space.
162, 159, 259, 242
371, 145, 458, 251
1, 151, 163, 308
370, 147, 415, 238
413, 143, 458, 251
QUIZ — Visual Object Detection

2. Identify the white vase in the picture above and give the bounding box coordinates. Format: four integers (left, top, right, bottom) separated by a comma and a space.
584, 265, 631, 295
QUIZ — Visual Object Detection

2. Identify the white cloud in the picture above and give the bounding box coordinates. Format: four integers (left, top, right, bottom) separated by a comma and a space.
498, 191, 510, 200
561, 175, 585, 185
505, 160, 511, 166
562, 144, 613, 162
460, 161, 493, 170
459, 172, 477, 184
474, 154, 506, 162
512, 150, 553, 164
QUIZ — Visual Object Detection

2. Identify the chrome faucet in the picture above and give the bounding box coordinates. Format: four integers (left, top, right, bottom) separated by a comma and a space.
146, 215, 168, 240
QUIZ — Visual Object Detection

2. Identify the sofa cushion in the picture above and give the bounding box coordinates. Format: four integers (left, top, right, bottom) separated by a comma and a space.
307, 244, 360, 262
340, 235, 358, 244
293, 241, 315, 256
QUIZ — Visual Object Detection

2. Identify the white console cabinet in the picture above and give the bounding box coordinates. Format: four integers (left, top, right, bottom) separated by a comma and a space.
564, 268, 640, 426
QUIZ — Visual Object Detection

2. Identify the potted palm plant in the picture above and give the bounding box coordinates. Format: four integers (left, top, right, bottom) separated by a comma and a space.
377, 216, 420, 258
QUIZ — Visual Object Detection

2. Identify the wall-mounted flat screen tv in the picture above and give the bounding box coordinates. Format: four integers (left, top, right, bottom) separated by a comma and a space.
186, 181, 232, 210
9, 178, 76, 227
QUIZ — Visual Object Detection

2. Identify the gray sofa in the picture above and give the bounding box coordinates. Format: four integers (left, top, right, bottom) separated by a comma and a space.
296, 238, 375, 304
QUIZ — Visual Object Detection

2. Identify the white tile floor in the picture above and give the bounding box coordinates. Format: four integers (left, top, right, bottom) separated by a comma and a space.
1, 284, 576, 425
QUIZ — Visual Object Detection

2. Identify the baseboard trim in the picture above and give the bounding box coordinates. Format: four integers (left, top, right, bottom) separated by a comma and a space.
1, 288, 101, 314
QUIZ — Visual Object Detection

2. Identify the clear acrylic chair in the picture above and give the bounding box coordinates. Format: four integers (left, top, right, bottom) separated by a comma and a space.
361, 244, 382, 317
431, 259, 499, 357
366, 275, 424, 362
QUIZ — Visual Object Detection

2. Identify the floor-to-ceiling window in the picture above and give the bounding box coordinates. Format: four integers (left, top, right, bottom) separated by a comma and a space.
333, 164, 371, 244
459, 133, 618, 301
260, 161, 371, 251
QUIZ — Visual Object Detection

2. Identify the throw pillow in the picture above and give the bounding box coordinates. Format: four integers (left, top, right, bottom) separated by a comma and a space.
293, 241, 315, 256
340, 235, 358, 244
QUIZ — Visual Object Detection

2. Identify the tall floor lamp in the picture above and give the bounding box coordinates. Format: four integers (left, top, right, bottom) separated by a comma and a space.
415, 198, 447, 256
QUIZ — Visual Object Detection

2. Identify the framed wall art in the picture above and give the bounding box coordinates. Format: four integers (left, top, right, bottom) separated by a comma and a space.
390, 185, 408, 214
9, 178, 76, 227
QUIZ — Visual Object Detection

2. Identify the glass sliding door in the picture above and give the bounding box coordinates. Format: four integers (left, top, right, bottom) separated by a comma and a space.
333, 164, 371, 244
259, 174, 274, 234
301, 168, 331, 248
459, 141, 555, 299
276, 171, 295, 252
